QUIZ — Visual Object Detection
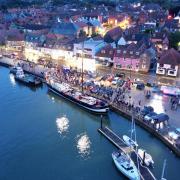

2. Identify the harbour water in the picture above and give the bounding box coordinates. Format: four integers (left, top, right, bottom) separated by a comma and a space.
0, 66, 179, 180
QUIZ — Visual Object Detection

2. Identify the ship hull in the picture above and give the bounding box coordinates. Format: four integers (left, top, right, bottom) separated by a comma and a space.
47, 84, 109, 114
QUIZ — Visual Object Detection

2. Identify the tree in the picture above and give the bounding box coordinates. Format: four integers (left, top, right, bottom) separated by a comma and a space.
169, 31, 180, 50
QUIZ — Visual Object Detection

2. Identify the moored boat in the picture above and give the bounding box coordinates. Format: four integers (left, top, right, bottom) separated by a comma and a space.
47, 80, 109, 114
137, 149, 154, 167
112, 151, 140, 180
14, 67, 42, 86
123, 135, 138, 148
10, 65, 22, 75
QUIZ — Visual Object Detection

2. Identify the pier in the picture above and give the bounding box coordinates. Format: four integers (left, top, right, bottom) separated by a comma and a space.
98, 126, 156, 180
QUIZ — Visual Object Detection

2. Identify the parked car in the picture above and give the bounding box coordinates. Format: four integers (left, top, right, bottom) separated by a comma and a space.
136, 82, 145, 90
112, 77, 119, 85
140, 106, 154, 116
146, 80, 155, 87
115, 73, 125, 78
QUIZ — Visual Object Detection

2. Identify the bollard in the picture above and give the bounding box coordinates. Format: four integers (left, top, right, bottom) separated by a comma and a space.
100, 115, 103, 129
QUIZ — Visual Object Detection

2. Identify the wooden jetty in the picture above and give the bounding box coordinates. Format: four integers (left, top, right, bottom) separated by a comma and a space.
98, 126, 156, 180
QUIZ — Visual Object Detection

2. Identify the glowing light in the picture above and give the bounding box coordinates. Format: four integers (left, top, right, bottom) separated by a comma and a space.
56, 116, 69, 135
147, 94, 164, 113
118, 18, 130, 29
76, 132, 91, 158
168, 15, 172, 20
9, 74, 16, 86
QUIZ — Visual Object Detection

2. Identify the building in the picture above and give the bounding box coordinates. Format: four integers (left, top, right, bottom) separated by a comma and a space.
51, 22, 80, 38
73, 38, 106, 59
156, 48, 180, 77
95, 44, 114, 63
113, 41, 151, 72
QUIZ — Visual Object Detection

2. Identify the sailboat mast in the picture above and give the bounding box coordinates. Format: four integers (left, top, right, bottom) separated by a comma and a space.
161, 159, 167, 180
81, 41, 84, 93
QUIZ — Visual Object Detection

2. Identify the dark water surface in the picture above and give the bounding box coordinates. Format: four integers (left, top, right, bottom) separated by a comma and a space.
0, 67, 179, 180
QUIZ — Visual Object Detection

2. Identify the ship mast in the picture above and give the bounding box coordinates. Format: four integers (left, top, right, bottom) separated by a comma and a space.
161, 159, 167, 180
81, 41, 84, 93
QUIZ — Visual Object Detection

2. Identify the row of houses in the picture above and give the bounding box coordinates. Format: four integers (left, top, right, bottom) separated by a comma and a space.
3, 27, 180, 77
0, 2, 179, 77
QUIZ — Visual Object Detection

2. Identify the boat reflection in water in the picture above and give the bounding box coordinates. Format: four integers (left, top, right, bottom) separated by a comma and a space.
9, 74, 16, 86
76, 133, 91, 159
56, 116, 69, 136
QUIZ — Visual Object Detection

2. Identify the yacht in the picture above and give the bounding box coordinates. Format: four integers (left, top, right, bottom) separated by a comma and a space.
15, 67, 42, 86
123, 135, 138, 148
112, 151, 140, 180
47, 80, 109, 114
137, 149, 154, 167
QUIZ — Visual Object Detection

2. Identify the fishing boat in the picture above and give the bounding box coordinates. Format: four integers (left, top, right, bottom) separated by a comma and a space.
123, 135, 138, 147
47, 80, 109, 114
15, 67, 42, 86
137, 149, 154, 167
10, 65, 22, 75
112, 151, 140, 180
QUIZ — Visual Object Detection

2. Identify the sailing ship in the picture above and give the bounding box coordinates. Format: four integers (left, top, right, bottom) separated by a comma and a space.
123, 116, 138, 148
123, 135, 138, 147
112, 151, 140, 180
47, 40, 109, 114
47, 80, 109, 113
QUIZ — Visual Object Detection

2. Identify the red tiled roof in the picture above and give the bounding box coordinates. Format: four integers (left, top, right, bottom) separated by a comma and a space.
158, 48, 180, 65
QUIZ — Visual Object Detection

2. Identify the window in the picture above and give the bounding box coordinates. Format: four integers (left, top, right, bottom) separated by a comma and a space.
123, 50, 126, 54
169, 70, 175, 75
171, 65, 175, 69
117, 50, 121, 53
130, 51, 133, 54
136, 51, 139, 55
116, 64, 121, 68
101, 50, 105, 53
109, 51, 113, 54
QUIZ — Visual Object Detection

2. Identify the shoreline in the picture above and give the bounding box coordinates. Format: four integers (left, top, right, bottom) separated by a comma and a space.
0, 56, 180, 157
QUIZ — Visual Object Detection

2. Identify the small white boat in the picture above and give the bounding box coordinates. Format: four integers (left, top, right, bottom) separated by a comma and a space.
10, 65, 22, 75
123, 135, 138, 147
16, 67, 25, 78
112, 151, 140, 180
138, 149, 154, 167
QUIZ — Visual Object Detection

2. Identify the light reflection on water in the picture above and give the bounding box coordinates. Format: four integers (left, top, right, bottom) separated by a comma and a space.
56, 116, 69, 135
9, 74, 16, 86
76, 132, 92, 159
51, 97, 55, 102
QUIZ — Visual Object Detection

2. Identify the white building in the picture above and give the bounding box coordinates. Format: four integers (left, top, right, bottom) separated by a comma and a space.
156, 48, 180, 77
73, 38, 106, 59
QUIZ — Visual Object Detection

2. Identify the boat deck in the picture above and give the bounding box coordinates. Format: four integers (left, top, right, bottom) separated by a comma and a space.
98, 126, 156, 180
